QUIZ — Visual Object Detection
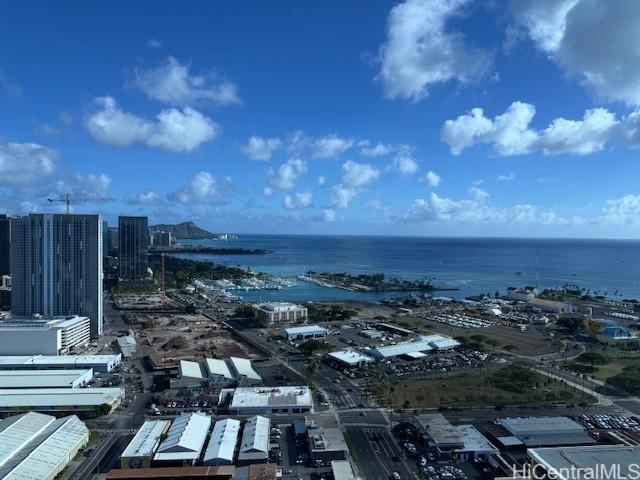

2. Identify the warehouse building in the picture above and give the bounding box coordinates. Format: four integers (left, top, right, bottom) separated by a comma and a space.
370, 335, 460, 359
253, 302, 308, 326
283, 325, 327, 341
117, 335, 137, 358
527, 445, 640, 480
454, 425, 499, 462
495, 416, 596, 447
0, 354, 121, 373
121, 419, 171, 469
326, 350, 374, 368
223, 386, 313, 414
0, 369, 93, 389
238, 415, 270, 466
413, 414, 464, 459
0, 387, 124, 417
332, 461, 356, 480
176, 357, 262, 389
203, 418, 241, 466
0, 315, 91, 355
106, 466, 235, 480
0, 411, 89, 480
154, 412, 211, 466
307, 419, 348, 463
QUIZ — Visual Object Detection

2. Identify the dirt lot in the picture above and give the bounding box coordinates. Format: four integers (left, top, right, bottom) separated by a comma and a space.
135, 313, 263, 368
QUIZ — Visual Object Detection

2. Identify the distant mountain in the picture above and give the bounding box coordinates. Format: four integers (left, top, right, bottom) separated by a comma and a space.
150, 221, 216, 239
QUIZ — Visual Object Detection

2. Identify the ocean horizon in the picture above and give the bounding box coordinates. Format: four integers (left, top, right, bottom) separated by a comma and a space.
175, 234, 640, 302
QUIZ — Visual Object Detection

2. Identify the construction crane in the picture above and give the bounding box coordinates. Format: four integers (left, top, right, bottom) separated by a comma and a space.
47, 193, 72, 214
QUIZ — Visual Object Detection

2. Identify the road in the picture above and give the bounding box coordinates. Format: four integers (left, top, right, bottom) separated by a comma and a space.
345, 426, 414, 480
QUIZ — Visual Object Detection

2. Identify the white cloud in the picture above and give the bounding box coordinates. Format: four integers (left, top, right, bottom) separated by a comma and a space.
330, 160, 380, 209
0, 142, 57, 186
510, 0, 640, 106
322, 209, 337, 222
146, 38, 163, 48
267, 158, 307, 190
441, 101, 618, 156
377, 0, 492, 102
497, 173, 515, 181
389, 147, 418, 175
406, 188, 570, 226
241, 136, 282, 161
358, 141, 394, 157
317, 176, 326, 186
132, 56, 240, 107
86, 96, 218, 153
135, 190, 162, 205
55, 173, 112, 201
37, 124, 60, 136
169, 171, 231, 204
364, 199, 391, 216
311, 134, 354, 159
601, 195, 640, 225
423, 170, 441, 187
283, 192, 313, 209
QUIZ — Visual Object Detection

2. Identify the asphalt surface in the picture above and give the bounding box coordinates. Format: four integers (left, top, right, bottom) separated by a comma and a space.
345, 426, 414, 480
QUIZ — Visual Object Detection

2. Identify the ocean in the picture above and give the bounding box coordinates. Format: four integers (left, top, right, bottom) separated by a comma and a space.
175, 235, 640, 302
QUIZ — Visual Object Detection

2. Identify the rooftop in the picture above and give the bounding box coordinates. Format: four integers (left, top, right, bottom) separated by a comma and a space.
206, 358, 233, 379
203, 418, 240, 463
240, 416, 270, 454
180, 360, 205, 380
106, 466, 235, 479
229, 357, 261, 381
0, 369, 92, 389
414, 414, 464, 448
154, 413, 211, 462
0, 315, 89, 330
0, 387, 123, 408
122, 420, 171, 458
456, 425, 499, 454
528, 445, 640, 480
327, 350, 374, 365
0, 354, 121, 366
331, 461, 356, 480
230, 386, 312, 409
254, 302, 305, 312
496, 416, 595, 447
284, 325, 327, 335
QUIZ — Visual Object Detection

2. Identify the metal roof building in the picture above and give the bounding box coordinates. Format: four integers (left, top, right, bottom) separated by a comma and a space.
455, 425, 499, 461
0, 354, 121, 372
528, 445, 640, 480
0, 411, 89, 480
205, 359, 233, 379
421, 335, 461, 350
0, 387, 124, 415
117, 335, 137, 358
283, 325, 328, 341
227, 386, 313, 414
238, 416, 270, 465
370, 338, 434, 358
180, 360, 205, 380
228, 357, 261, 381
331, 460, 356, 480
121, 420, 171, 469
0, 369, 93, 389
203, 418, 241, 466
327, 350, 374, 367
496, 416, 596, 447
154, 412, 212, 465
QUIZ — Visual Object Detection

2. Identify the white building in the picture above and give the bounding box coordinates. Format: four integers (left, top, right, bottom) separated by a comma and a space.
0, 316, 91, 355
154, 412, 211, 466
370, 335, 460, 359
10, 214, 103, 338
117, 335, 137, 358
0, 387, 124, 416
0, 369, 93, 389
0, 354, 121, 373
224, 386, 313, 414
253, 302, 308, 326
237, 415, 270, 465
121, 420, 171, 469
203, 418, 241, 466
283, 325, 327, 341
176, 357, 261, 389
228, 357, 261, 382
327, 350, 374, 368
0, 411, 89, 480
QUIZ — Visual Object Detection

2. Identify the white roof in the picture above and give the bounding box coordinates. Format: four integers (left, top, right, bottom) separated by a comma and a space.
0, 412, 54, 467
0, 388, 123, 407
284, 325, 327, 335
154, 413, 211, 462
180, 360, 204, 380
230, 387, 312, 409
0, 369, 92, 389
332, 460, 356, 480
0, 414, 88, 480
229, 357, 261, 380
421, 335, 461, 349
122, 420, 170, 458
255, 302, 304, 312
240, 416, 270, 453
0, 354, 121, 367
370, 338, 433, 358
456, 425, 499, 454
205, 358, 233, 379
405, 351, 427, 359
203, 418, 240, 463
117, 336, 136, 347
328, 350, 374, 366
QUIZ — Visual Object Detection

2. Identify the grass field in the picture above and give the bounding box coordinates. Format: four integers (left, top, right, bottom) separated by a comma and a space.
389, 366, 595, 409
592, 358, 640, 381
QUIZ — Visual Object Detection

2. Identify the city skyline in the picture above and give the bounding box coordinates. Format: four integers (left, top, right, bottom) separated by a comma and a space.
1, 1, 640, 238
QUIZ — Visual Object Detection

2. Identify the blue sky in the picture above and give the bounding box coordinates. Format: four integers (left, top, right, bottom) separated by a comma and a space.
1, 0, 640, 237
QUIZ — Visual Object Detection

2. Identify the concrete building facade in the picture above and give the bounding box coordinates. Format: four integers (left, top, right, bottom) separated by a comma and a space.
0, 315, 91, 355
118, 216, 149, 281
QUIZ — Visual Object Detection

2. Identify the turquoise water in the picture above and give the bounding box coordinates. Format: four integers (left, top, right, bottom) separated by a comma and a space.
175, 235, 640, 301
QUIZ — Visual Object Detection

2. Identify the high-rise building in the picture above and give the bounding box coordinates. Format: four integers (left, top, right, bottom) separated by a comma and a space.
0, 215, 12, 277
10, 214, 103, 338
118, 216, 149, 281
